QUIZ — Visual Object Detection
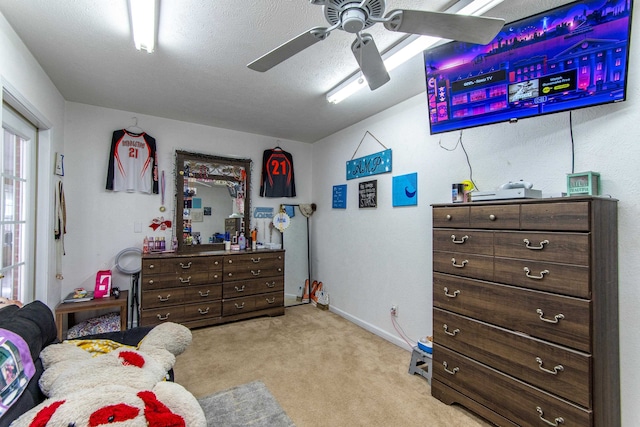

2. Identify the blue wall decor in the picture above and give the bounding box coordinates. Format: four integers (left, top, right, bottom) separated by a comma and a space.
346, 149, 392, 180
393, 173, 418, 207
333, 185, 347, 209
253, 207, 275, 218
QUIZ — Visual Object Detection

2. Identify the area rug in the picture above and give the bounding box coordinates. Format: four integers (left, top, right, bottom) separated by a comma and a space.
197, 380, 295, 427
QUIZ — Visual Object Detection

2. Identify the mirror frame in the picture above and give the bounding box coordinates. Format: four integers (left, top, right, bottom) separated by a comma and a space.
175, 150, 252, 253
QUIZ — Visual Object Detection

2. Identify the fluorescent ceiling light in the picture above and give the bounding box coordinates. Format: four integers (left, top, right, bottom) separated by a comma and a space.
327, 0, 505, 104
129, 0, 158, 53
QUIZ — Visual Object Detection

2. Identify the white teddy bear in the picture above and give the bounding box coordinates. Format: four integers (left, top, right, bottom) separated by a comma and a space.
10, 322, 206, 427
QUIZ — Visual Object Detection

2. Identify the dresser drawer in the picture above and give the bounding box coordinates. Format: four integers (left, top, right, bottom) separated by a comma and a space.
182, 301, 222, 322
433, 273, 591, 352
222, 277, 284, 298
433, 229, 493, 255
141, 288, 186, 309
494, 231, 589, 265
140, 305, 185, 326
520, 202, 590, 231
432, 252, 493, 281
163, 256, 223, 273
255, 292, 284, 310
433, 345, 592, 426
433, 206, 470, 228
142, 259, 175, 275
183, 283, 222, 303
470, 204, 520, 229
434, 308, 591, 408
222, 296, 257, 316
494, 258, 590, 298
224, 253, 284, 280
142, 256, 222, 275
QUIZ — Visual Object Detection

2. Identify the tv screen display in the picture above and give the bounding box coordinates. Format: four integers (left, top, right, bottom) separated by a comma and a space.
424, 0, 633, 134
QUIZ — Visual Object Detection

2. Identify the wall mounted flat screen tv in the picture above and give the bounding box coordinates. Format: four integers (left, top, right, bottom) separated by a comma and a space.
424, 0, 634, 135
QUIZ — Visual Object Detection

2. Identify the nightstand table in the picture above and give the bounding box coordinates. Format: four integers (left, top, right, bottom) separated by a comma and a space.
55, 290, 128, 340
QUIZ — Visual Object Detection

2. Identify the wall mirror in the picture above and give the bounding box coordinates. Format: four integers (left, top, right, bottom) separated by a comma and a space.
175, 150, 251, 253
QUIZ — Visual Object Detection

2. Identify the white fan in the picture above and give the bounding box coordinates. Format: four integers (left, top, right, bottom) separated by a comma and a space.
247, 0, 504, 90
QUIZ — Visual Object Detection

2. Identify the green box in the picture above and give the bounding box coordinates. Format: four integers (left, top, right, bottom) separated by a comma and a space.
567, 171, 600, 196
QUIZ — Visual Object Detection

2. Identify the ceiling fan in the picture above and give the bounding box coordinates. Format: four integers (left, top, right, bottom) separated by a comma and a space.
247, 0, 505, 91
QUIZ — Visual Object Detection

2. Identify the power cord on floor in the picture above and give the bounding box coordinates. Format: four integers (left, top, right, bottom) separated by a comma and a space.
391, 313, 417, 348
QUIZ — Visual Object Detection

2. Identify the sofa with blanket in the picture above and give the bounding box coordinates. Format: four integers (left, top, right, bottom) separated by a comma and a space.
0, 301, 195, 427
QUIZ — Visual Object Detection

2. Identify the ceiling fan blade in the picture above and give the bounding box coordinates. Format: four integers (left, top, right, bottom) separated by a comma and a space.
384, 10, 505, 45
247, 27, 329, 72
351, 34, 390, 91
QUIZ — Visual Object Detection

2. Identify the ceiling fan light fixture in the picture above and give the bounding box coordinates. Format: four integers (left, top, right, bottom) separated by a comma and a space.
341, 8, 367, 33
326, 0, 505, 104
128, 0, 158, 53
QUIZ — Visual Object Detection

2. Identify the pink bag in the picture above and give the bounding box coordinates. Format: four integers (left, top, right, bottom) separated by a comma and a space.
94, 270, 112, 298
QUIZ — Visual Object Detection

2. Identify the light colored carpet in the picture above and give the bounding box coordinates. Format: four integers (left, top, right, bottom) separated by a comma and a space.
198, 380, 295, 427
175, 304, 490, 427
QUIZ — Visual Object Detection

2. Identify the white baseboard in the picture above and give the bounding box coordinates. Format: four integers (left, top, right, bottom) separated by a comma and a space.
329, 306, 413, 352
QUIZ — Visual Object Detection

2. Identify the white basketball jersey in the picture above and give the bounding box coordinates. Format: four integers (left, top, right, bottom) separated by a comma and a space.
106, 130, 158, 194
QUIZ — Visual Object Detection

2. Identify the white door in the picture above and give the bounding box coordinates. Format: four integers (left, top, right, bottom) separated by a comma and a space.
1, 104, 37, 302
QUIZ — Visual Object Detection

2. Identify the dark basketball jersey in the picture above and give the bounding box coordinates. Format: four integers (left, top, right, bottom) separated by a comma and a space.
260, 148, 296, 197
106, 129, 158, 194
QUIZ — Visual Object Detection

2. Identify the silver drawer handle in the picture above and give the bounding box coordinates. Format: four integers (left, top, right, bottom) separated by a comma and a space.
157, 313, 170, 321
444, 287, 460, 298
180, 262, 192, 269
266, 297, 276, 304
524, 267, 549, 280
536, 309, 564, 324
235, 302, 245, 309
148, 279, 155, 285
445, 214, 452, 221
251, 257, 261, 263
443, 324, 460, 336
148, 264, 155, 269
198, 307, 210, 315
235, 285, 246, 292
179, 276, 191, 283
450, 235, 469, 244
443, 361, 459, 375
451, 258, 468, 268
536, 406, 564, 426
524, 239, 549, 250
228, 273, 233, 277
199, 290, 210, 297
535, 357, 564, 375
266, 281, 276, 288
489, 214, 496, 221
251, 270, 261, 276
157, 294, 171, 302
214, 260, 219, 265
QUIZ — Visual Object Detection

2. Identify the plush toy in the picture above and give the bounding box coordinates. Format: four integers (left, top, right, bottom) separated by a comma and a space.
10, 322, 206, 427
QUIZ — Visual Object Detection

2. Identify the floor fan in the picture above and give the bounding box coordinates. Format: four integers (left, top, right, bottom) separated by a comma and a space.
115, 247, 142, 328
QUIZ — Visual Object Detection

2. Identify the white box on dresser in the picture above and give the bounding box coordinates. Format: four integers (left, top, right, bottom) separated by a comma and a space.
431, 197, 619, 427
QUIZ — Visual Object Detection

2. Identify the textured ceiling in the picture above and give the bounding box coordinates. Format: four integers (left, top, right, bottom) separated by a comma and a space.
0, 0, 575, 143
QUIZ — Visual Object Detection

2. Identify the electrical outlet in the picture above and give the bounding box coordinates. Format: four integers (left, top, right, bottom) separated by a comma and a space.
390, 305, 398, 317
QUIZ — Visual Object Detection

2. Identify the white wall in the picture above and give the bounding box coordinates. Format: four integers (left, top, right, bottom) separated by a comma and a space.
62, 102, 313, 294
310, 9, 640, 426
0, 12, 65, 308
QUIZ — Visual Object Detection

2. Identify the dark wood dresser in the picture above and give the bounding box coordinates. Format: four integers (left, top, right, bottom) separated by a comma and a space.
140, 249, 285, 328
431, 197, 619, 426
